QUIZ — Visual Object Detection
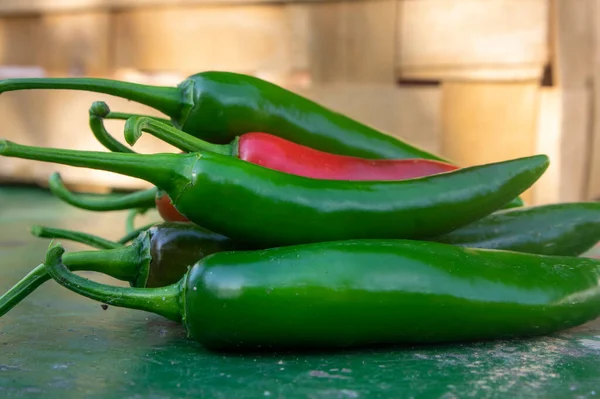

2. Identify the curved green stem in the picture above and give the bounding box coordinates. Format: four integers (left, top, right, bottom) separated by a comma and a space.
0, 78, 183, 120
118, 222, 157, 244
89, 101, 137, 154
48, 172, 157, 212
126, 207, 151, 234
105, 111, 171, 126
0, 140, 197, 196
124, 116, 234, 156
44, 244, 182, 322
0, 264, 49, 317
31, 225, 122, 250
0, 241, 146, 317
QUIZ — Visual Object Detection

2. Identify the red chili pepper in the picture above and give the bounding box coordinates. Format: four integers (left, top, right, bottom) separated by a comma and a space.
238, 132, 458, 181
127, 119, 460, 222
155, 190, 189, 222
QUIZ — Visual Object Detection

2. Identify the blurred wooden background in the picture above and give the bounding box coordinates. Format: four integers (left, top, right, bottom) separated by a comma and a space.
0, 0, 595, 206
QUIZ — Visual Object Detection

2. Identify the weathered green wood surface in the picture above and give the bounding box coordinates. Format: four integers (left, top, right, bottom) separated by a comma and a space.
1, 187, 600, 398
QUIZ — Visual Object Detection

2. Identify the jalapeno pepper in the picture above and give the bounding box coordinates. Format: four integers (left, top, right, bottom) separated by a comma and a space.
0, 222, 242, 317
0, 72, 448, 160
433, 202, 600, 256
42, 240, 600, 351
0, 140, 548, 246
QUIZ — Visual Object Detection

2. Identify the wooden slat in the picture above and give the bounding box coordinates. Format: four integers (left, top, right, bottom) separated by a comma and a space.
0, 16, 40, 66
294, 83, 441, 153
551, 0, 595, 89
585, 0, 600, 200
37, 12, 111, 76
0, 12, 110, 76
533, 88, 593, 204
113, 4, 297, 81
396, 0, 549, 82
542, 0, 596, 203
300, 0, 396, 84
0, 0, 329, 15
532, 88, 561, 205
440, 81, 541, 204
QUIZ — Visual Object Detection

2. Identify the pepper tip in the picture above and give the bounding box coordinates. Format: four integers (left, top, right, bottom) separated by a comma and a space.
45, 241, 65, 264
89, 101, 110, 118
30, 225, 43, 237
123, 116, 146, 146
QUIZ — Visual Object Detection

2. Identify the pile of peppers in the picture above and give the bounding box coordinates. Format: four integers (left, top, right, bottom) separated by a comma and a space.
2, 71, 600, 352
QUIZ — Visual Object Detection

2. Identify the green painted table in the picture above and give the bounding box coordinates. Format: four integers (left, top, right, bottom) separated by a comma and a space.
2, 186, 600, 398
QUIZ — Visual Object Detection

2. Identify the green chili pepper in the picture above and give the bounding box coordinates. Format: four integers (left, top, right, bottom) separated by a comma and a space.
0, 72, 445, 160
0, 222, 241, 317
0, 140, 547, 247
433, 202, 600, 256
41, 240, 600, 351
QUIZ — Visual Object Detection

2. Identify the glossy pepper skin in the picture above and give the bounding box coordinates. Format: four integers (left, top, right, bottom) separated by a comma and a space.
0, 74, 526, 208
0, 223, 240, 317
0, 140, 548, 247
126, 116, 460, 181
43, 240, 600, 352
0, 72, 445, 160
432, 202, 600, 256
86, 104, 458, 222
155, 189, 189, 222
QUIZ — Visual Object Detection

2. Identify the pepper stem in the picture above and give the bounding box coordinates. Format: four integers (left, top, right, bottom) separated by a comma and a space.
126, 207, 151, 233
0, 78, 184, 120
89, 101, 137, 154
31, 225, 122, 250
0, 235, 151, 317
0, 140, 198, 196
44, 243, 182, 322
60, 233, 152, 285
118, 223, 157, 244
124, 116, 235, 156
105, 111, 171, 126
48, 172, 157, 212
0, 264, 51, 317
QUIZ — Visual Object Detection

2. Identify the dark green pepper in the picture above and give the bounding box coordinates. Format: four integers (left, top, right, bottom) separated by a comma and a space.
433, 202, 600, 256
0, 140, 547, 247
42, 239, 600, 351
0, 222, 241, 317
0, 72, 445, 160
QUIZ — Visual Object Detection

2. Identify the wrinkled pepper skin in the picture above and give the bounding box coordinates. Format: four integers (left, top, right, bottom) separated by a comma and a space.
44, 240, 600, 352
433, 202, 600, 256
